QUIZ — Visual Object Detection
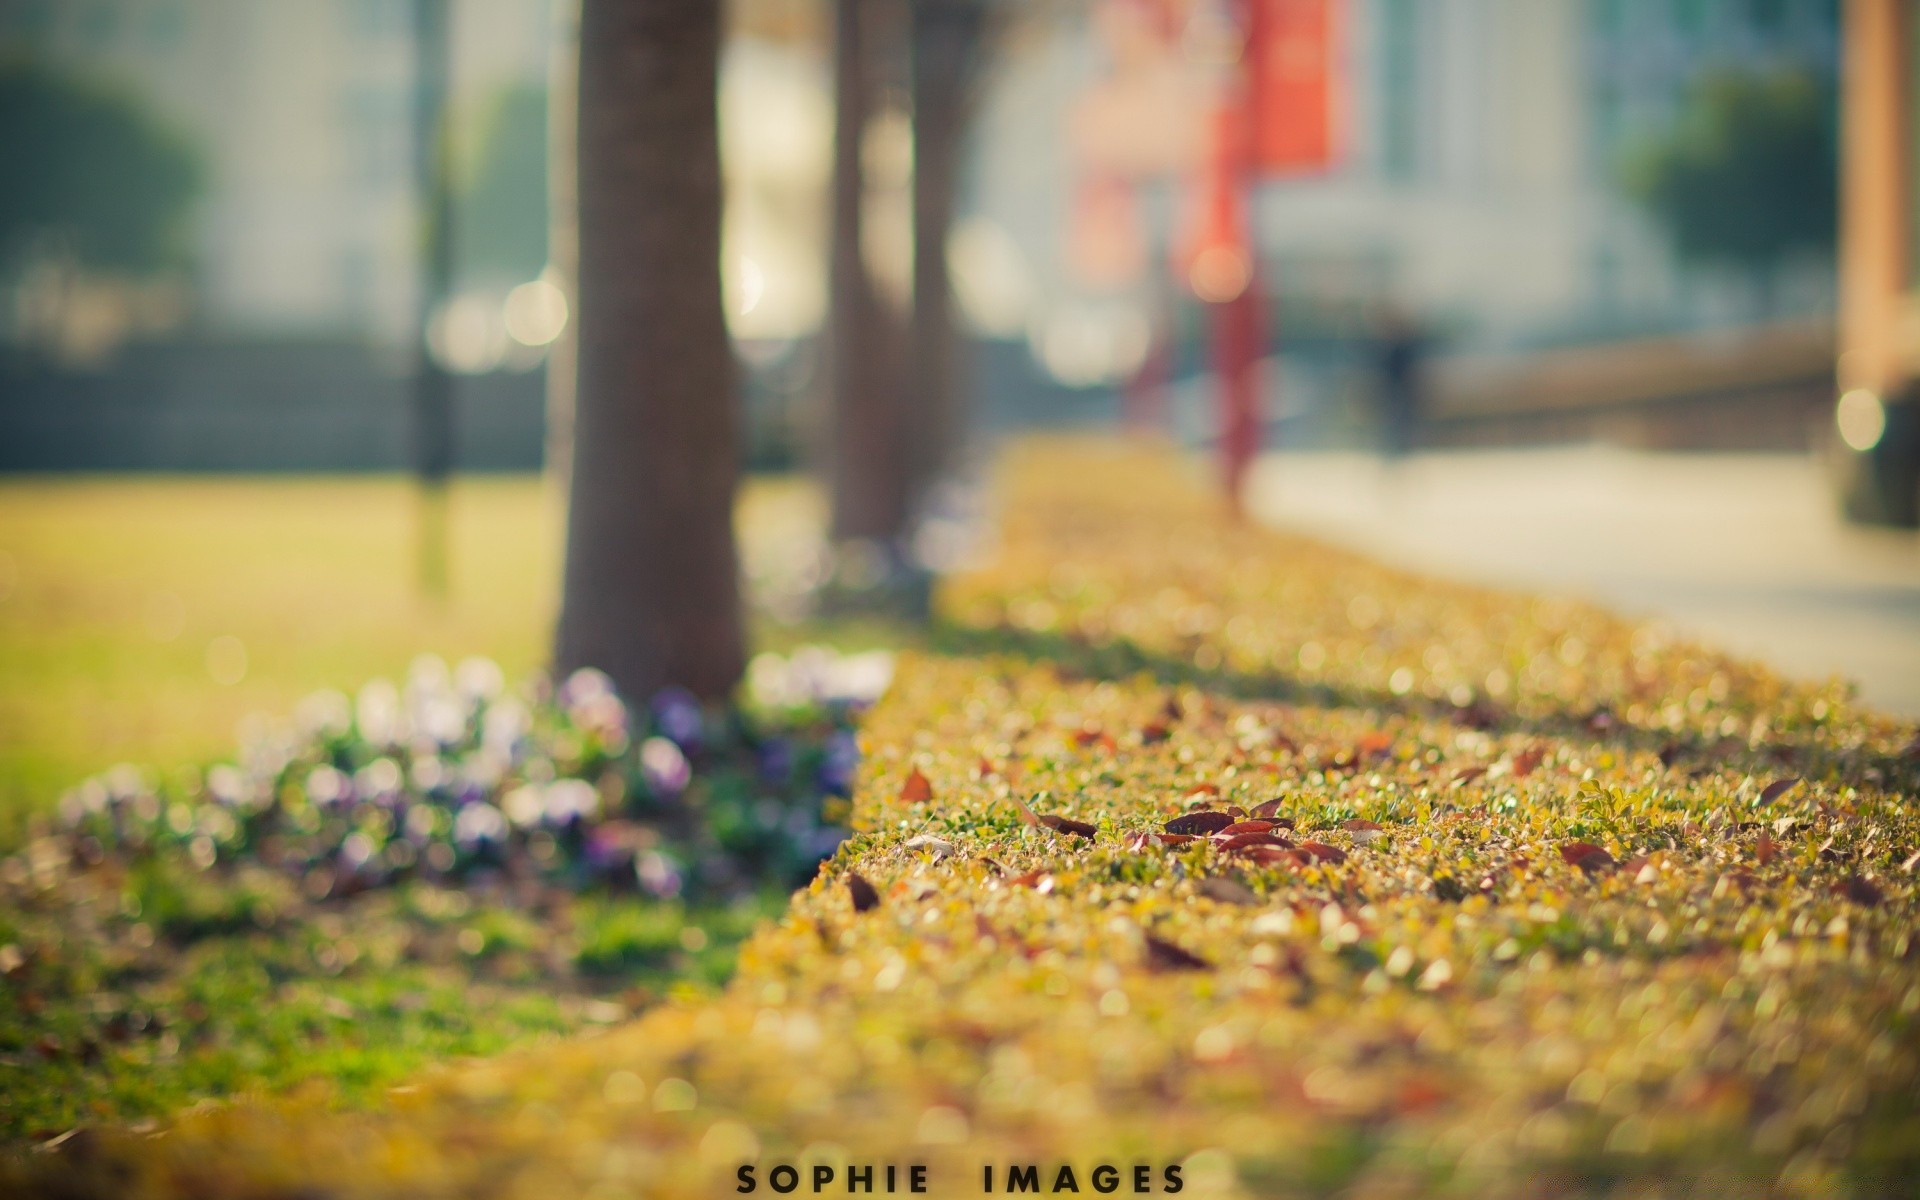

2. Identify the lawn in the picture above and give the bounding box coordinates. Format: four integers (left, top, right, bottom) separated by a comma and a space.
0, 475, 561, 845
0, 473, 825, 844
0, 472, 851, 1141
9, 440, 1917, 1199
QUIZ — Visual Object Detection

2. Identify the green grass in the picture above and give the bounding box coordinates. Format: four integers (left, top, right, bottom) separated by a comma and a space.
0, 472, 851, 1143
0, 476, 563, 845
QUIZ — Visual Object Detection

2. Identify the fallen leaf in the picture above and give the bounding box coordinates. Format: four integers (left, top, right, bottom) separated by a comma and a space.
977, 856, 1007, 876
1140, 721, 1171, 744
1164, 811, 1234, 836
847, 873, 881, 912
1184, 783, 1221, 800
1343, 818, 1384, 845
1836, 875, 1883, 907
1196, 877, 1260, 906
1006, 870, 1054, 893
1759, 777, 1802, 805
1038, 813, 1097, 840
1511, 744, 1548, 777
899, 769, 934, 804
1236, 845, 1308, 866
1356, 732, 1394, 759
1558, 842, 1615, 872
1754, 832, 1776, 866
1219, 820, 1277, 835
1156, 833, 1201, 847
1219, 832, 1295, 852
1296, 841, 1347, 864
1449, 765, 1488, 788
904, 835, 956, 861
1144, 934, 1210, 972
1250, 798, 1286, 819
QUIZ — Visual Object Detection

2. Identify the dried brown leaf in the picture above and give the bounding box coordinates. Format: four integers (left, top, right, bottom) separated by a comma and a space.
1143, 934, 1211, 972
899, 769, 934, 804
1759, 777, 1802, 805
1219, 832, 1295, 852
1836, 875, 1884, 907
847, 873, 881, 912
1558, 841, 1615, 872
1296, 841, 1347, 864
1038, 813, 1098, 840
1164, 810, 1234, 836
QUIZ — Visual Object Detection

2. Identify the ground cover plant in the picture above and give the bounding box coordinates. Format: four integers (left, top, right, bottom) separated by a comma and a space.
8, 440, 1919, 1198
0, 647, 881, 1141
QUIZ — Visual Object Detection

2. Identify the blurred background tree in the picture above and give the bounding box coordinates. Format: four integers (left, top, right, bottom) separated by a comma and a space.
0, 57, 201, 277
458, 81, 548, 287
1626, 67, 1837, 315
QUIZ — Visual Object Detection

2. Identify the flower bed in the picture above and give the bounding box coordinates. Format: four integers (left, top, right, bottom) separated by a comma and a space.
9, 440, 1918, 1199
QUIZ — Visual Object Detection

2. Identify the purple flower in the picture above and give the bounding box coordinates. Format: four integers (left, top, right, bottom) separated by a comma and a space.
818, 729, 860, 796
640, 736, 692, 797
756, 736, 793, 785
636, 850, 683, 898
651, 686, 703, 751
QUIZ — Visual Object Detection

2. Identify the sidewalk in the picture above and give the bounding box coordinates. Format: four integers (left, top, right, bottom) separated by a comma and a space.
13, 440, 1917, 1200
1249, 448, 1920, 715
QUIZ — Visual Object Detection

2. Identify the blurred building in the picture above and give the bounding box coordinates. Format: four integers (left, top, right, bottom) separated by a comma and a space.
970, 0, 1839, 392
0, 0, 550, 343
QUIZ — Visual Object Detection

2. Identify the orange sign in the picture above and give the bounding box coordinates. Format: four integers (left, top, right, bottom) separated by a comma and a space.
1250, 0, 1343, 175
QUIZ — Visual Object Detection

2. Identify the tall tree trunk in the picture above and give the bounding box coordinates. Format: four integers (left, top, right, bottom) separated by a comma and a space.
827, 0, 912, 545
907, 0, 985, 500
554, 0, 744, 703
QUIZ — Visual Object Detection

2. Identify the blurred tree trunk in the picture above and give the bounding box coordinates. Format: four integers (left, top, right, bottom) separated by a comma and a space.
827, 0, 913, 547
543, 0, 579, 486
554, 0, 744, 703
906, 0, 987, 501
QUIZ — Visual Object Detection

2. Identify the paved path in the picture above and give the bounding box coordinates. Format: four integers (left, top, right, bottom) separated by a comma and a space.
1248, 448, 1920, 716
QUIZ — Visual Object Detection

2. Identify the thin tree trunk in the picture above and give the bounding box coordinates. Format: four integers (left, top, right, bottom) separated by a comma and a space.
554, 0, 744, 703
828, 0, 912, 545
543, 0, 580, 487
907, 0, 985, 500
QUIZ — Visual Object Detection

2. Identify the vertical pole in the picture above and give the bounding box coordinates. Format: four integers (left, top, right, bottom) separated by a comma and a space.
1215, 0, 1269, 517
1838, 0, 1910, 397
412, 0, 455, 598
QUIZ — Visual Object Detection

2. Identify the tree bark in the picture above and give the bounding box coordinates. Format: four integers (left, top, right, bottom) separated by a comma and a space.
907, 0, 985, 500
827, 0, 913, 545
554, 0, 744, 703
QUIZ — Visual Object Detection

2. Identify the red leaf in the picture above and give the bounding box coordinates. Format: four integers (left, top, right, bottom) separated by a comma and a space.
1511, 744, 1548, 777
1356, 732, 1394, 759
1140, 721, 1171, 744
1296, 841, 1347, 864
1558, 842, 1615, 872
1143, 934, 1210, 972
1184, 783, 1221, 800
1164, 810, 1234, 836
1236, 845, 1309, 866
1219, 820, 1277, 835
1250, 798, 1286, 819
1759, 777, 1802, 805
1754, 832, 1777, 866
899, 769, 933, 804
847, 873, 881, 912
1219, 832, 1295, 852
1155, 833, 1201, 847
1450, 765, 1488, 788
